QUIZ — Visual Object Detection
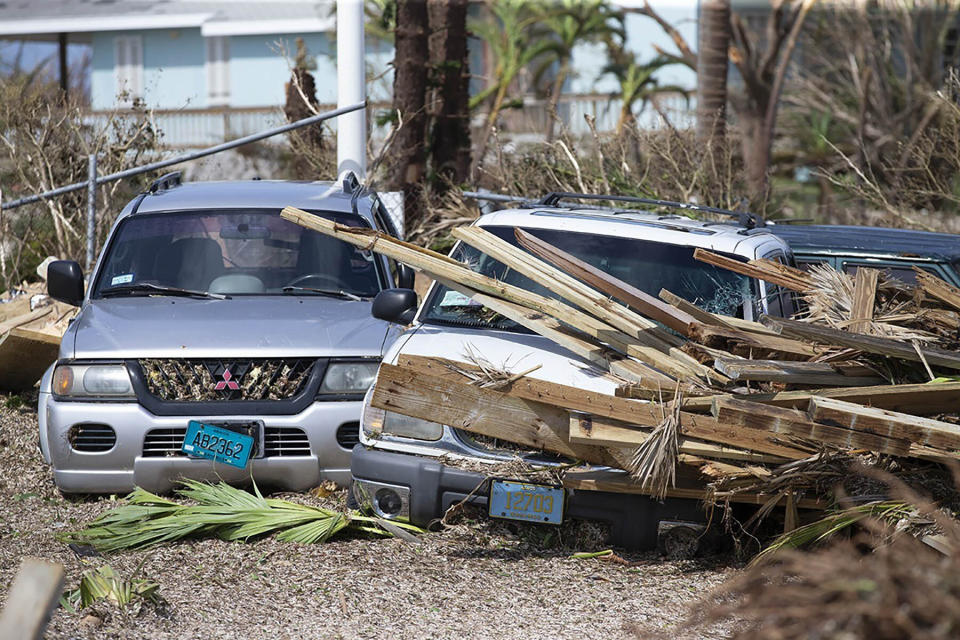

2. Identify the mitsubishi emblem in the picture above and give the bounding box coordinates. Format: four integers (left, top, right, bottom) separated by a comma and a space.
214, 368, 240, 391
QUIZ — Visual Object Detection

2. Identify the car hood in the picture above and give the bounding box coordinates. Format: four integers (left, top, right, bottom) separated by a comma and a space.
64, 297, 394, 359
384, 323, 620, 394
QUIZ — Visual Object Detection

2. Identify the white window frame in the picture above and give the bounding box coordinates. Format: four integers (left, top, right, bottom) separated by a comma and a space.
114, 35, 143, 106
206, 36, 230, 106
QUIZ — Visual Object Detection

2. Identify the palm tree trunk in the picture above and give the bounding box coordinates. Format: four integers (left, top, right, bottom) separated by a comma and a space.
696, 0, 730, 148
389, 0, 429, 235
427, 0, 471, 185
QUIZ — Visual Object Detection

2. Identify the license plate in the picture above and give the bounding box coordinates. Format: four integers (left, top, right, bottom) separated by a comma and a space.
488, 479, 564, 525
181, 420, 255, 469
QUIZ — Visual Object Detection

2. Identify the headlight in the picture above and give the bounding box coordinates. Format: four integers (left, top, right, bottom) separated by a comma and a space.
360, 383, 442, 441
52, 364, 134, 398
383, 412, 443, 441
319, 361, 379, 394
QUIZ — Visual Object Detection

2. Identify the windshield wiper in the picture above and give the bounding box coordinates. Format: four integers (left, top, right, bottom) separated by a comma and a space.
99, 283, 229, 300
281, 286, 363, 301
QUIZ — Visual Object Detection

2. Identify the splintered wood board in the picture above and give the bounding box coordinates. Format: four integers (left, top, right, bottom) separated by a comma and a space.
0, 328, 60, 392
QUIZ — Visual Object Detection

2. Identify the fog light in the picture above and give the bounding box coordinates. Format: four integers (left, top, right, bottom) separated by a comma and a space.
375, 488, 403, 516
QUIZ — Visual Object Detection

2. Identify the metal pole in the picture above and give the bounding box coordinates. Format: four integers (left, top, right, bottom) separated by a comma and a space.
86, 154, 97, 271
0, 102, 366, 211
337, 0, 367, 179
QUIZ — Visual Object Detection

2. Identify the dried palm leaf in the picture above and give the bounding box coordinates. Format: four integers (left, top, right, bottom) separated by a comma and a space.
626, 387, 682, 499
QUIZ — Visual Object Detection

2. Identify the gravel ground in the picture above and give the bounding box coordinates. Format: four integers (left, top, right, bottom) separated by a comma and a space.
0, 399, 736, 639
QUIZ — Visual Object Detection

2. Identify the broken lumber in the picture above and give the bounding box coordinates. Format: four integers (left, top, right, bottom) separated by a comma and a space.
693, 248, 813, 292
0, 558, 64, 640
848, 268, 880, 333
0, 328, 60, 392
562, 468, 825, 509
514, 228, 700, 336
763, 315, 960, 371
807, 396, 960, 451
688, 322, 819, 359
712, 397, 913, 456
916, 269, 960, 313
713, 358, 883, 386
452, 226, 714, 381
371, 363, 621, 466
568, 413, 808, 462
433, 275, 679, 388
681, 381, 960, 416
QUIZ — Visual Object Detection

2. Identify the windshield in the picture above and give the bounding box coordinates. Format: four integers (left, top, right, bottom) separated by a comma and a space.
420, 225, 757, 331
93, 209, 382, 298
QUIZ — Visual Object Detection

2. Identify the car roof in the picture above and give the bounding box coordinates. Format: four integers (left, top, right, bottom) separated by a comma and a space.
768, 224, 960, 263
129, 180, 374, 222
475, 206, 787, 257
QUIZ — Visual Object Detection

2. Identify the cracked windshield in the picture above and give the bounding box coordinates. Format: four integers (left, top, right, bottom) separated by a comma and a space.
422, 225, 757, 331
93, 209, 382, 297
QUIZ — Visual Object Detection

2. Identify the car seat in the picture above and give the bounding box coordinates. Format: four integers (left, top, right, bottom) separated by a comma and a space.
156, 237, 225, 291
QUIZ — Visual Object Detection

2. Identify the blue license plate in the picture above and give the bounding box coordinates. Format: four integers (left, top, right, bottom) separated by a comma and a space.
181, 421, 255, 469
488, 479, 565, 525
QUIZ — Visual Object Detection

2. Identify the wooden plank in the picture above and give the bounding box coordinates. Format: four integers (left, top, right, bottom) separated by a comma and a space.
712, 397, 913, 456
0, 558, 65, 640
807, 396, 960, 451
693, 248, 813, 292
562, 468, 826, 510
372, 363, 621, 465
397, 354, 810, 460
763, 315, 960, 371
848, 267, 880, 333
513, 228, 700, 335
0, 306, 52, 336
916, 269, 960, 312
568, 413, 801, 463
681, 381, 960, 416
452, 226, 715, 381
398, 354, 667, 426
689, 321, 819, 358
713, 357, 883, 386
0, 328, 60, 392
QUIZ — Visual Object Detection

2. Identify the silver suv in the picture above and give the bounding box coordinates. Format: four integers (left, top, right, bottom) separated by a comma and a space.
39, 173, 412, 494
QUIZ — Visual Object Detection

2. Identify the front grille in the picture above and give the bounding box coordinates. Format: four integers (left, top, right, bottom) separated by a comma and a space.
139, 358, 316, 402
142, 427, 187, 457
263, 427, 311, 457
336, 422, 360, 449
142, 426, 310, 458
69, 424, 116, 452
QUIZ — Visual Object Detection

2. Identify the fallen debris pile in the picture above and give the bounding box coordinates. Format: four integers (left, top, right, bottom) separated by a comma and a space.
0, 264, 76, 392
283, 206, 960, 534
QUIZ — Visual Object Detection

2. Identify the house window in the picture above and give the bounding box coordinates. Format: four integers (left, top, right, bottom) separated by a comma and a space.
206, 36, 230, 106
114, 35, 143, 105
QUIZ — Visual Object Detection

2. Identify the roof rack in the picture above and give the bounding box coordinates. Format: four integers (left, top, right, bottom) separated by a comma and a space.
147, 171, 182, 194
535, 191, 765, 229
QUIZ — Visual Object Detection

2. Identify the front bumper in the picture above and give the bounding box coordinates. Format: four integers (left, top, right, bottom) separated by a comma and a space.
351, 445, 707, 550
44, 395, 361, 494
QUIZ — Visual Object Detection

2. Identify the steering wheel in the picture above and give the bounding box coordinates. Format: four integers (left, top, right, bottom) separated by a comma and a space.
284, 273, 347, 290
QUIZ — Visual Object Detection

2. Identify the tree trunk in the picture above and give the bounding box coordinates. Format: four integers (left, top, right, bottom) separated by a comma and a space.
427, 0, 471, 186
696, 0, 730, 148
739, 111, 770, 206
544, 59, 569, 143
389, 0, 430, 235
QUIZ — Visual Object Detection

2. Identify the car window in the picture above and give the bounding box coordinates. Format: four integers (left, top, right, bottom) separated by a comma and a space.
762, 252, 797, 318
93, 208, 383, 297
841, 260, 938, 285
420, 226, 759, 332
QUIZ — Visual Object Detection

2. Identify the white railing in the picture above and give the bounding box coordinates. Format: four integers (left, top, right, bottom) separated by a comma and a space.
88, 93, 694, 149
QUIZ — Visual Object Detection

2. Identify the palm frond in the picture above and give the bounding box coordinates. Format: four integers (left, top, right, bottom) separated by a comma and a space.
62, 480, 424, 552
61, 564, 163, 612
752, 501, 916, 566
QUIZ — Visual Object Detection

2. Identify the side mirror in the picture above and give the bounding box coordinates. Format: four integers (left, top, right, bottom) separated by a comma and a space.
47, 260, 85, 306
372, 288, 418, 325
395, 263, 415, 290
